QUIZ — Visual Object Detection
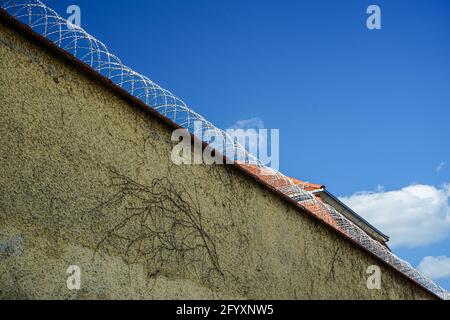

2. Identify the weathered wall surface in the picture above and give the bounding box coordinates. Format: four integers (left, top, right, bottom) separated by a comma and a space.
0, 19, 435, 300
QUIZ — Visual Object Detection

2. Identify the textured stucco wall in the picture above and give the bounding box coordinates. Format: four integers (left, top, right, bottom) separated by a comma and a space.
0, 19, 435, 300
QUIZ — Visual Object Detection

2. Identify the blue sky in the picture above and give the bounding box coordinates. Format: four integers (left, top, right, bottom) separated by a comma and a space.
45, 0, 450, 291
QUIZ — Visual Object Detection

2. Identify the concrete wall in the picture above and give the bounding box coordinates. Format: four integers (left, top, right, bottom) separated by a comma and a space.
0, 18, 435, 300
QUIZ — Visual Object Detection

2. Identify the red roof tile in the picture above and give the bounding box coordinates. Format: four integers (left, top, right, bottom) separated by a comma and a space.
236, 163, 342, 231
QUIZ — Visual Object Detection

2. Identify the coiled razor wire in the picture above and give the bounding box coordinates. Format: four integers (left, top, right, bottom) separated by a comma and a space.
0, 0, 447, 300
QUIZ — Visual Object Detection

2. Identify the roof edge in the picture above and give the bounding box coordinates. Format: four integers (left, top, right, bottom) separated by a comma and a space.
314, 189, 390, 243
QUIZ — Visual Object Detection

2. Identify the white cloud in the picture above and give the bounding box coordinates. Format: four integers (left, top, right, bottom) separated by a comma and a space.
418, 256, 450, 280
339, 183, 450, 248
232, 117, 265, 130
230, 117, 265, 155
229, 117, 279, 170
436, 161, 447, 174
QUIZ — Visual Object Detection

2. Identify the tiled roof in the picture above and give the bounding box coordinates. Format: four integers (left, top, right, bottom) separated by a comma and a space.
235, 162, 342, 231
235, 163, 393, 248
235, 162, 323, 191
